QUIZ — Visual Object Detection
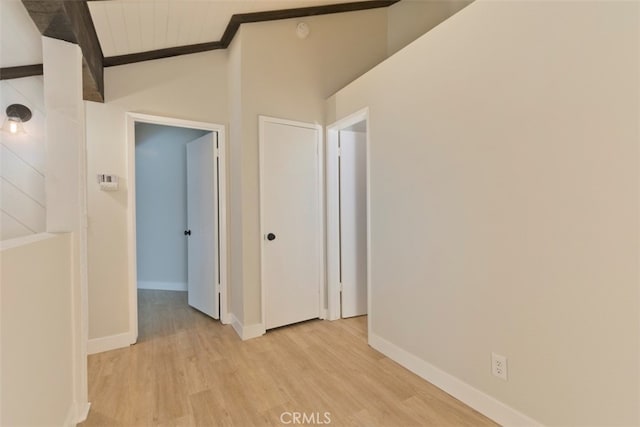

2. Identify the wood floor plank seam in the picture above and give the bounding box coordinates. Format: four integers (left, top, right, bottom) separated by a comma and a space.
81, 290, 497, 427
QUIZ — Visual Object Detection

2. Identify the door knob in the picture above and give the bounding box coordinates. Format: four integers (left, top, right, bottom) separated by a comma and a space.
267, 233, 276, 241
184, 230, 191, 236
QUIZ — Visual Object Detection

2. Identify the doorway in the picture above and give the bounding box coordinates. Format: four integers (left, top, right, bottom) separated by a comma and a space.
259, 116, 324, 330
327, 109, 370, 321
127, 113, 228, 342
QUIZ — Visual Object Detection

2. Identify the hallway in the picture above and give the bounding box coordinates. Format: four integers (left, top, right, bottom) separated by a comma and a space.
81, 290, 496, 426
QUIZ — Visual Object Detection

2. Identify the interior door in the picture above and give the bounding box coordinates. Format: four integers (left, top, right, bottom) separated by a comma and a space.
186, 132, 219, 319
339, 130, 367, 318
261, 118, 321, 330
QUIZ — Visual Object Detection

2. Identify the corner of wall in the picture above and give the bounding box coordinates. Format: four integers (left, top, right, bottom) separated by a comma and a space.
230, 313, 265, 341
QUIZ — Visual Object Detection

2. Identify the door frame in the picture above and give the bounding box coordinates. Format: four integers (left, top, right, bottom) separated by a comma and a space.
326, 108, 370, 321
126, 112, 229, 342
258, 115, 325, 330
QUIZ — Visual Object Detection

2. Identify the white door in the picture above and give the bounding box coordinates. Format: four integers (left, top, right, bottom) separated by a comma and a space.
261, 118, 321, 330
339, 130, 367, 318
186, 132, 219, 319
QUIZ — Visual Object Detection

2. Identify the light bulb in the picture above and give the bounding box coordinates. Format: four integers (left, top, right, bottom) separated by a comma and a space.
9, 120, 18, 134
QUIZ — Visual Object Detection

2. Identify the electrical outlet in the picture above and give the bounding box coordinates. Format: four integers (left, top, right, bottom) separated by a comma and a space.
491, 352, 508, 381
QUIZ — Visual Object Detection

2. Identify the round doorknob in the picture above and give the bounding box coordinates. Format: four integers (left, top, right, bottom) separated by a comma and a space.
267, 233, 276, 241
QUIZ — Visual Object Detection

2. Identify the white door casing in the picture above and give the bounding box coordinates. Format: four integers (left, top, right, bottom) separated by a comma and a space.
126, 113, 228, 347
326, 108, 370, 323
186, 133, 219, 318
259, 116, 323, 330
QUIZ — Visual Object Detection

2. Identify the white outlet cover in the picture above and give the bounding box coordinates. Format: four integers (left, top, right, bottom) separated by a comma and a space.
491, 352, 508, 381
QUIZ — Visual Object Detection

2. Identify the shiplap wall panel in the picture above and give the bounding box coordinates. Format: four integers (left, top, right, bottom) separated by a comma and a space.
182, 1, 208, 46
88, 2, 114, 59
165, 1, 182, 49
0, 211, 32, 240
105, 2, 130, 55
124, 4, 143, 54
0, 81, 46, 172
0, 179, 45, 233
153, 0, 170, 51
0, 145, 45, 205
138, 1, 155, 52
0, 78, 46, 241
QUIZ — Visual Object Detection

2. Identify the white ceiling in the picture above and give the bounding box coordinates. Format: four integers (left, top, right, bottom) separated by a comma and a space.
0, 0, 43, 68
0, 0, 373, 68
88, 0, 370, 58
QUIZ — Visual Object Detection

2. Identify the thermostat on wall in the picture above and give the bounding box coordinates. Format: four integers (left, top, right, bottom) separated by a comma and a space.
97, 174, 118, 191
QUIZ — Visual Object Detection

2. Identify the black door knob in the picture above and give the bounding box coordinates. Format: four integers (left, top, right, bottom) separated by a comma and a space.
267, 233, 276, 241
184, 230, 191, 236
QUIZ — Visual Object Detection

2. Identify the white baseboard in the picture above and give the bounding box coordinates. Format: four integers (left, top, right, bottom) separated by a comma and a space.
137, 281, 187, 291
230, 313, 266, 340
63, 401, 91, 427
88, 332, 133, 355
76, 402, 91, 424
220, 310, 231, 325
369, 333, 541, 427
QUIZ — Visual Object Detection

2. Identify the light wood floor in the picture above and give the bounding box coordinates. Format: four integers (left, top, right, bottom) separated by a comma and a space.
81, 290, 497, 426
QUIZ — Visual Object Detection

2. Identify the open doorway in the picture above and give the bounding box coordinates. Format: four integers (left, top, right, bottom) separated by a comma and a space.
326, 109, 370, 322
126, 113, 228, 342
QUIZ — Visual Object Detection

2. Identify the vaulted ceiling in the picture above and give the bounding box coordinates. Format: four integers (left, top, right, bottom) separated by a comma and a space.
0, 0, 398, 102
88, 0, 373, 58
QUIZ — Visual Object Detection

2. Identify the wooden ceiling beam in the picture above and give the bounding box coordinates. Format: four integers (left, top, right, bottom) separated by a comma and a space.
0, 64, 44, 80
104, 41, 224, 68
11, 1, 399, 91
21, 0, 104, 102
104, 0, 400, 67
221, 0, 399, 47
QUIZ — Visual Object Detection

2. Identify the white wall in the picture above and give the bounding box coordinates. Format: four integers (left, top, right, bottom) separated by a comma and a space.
1, 233, 75, 426
85, 10, 389, 343
230, 9, 388, 328
135, 123, 208, 290
0, 77, 46, 240
86, 51, 228, 341
327, 1, 639, 425
387, 0, 472, 56
41, 36, 90, 424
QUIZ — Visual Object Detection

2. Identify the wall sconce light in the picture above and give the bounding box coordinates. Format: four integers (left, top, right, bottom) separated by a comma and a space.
2, 104, 32, 134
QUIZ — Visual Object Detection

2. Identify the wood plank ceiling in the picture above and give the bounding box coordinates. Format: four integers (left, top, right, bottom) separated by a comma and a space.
2, 0, 399, 101
89, 0, 374, 58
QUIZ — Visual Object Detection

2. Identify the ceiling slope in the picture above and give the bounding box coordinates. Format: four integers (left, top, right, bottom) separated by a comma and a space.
9, 0, 399, 101
104, 0, 399, 67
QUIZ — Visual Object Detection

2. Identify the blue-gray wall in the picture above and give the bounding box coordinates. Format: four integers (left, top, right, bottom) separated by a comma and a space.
135, 122, 209, 290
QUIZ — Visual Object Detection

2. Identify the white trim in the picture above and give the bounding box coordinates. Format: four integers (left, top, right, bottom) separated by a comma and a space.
137, 281, 187, 291
126, 115, 139, 342
258, 116, 324, 331
0, 232, 56, 251
230, 314, 266, 340
217, 126, 230, 325
63, 401, 91, 427
63, 402, 76, 427
369, 333, 541, 427
326, 108, 370, 321
76, 402, 91, 424
126, 113, 229, 341
87, 332, 133, 355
